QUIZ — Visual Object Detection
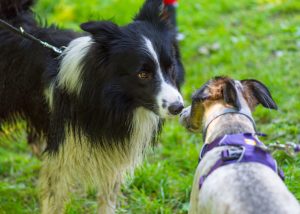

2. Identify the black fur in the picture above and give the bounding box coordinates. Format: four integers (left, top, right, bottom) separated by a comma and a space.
241, 79, 277, 110
0, 0, 35, 19
0, 1, 77, 143
0, 0, 184, 153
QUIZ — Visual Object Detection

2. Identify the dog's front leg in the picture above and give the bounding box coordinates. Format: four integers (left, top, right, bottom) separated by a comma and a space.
98, 181, 120, 214
27, 130, 46, 158
39, 155, 71, 214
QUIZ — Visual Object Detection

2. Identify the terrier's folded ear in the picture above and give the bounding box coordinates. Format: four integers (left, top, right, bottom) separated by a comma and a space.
241, 79, 278, 110
192, 78, 241, 111
192, 83, 210, 102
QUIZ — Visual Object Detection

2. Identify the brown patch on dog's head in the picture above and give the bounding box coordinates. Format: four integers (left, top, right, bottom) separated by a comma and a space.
187, 77, 277, 131
186, 76, 241, 131
192, 76, 241, 110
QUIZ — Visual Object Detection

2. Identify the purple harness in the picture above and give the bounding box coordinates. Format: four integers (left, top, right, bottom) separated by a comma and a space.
199, 133, 284, 189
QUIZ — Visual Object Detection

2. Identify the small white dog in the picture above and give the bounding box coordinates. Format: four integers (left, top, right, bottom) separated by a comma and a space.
180, 77, 300, 214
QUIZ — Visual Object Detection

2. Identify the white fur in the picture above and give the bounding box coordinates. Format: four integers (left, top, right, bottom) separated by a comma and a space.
44, 82, 55, 109
235, 80, 252, 116
190, 161, 300, 214
39, 107, 159, 214
57, 36, 93, 95
143, 37, 183, 118
157, 81, 184, 117
143, 37, 159, 65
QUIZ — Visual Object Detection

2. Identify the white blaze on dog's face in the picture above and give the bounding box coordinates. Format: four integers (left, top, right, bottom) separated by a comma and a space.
143, 37, 184, 118
55, 0, 185, 122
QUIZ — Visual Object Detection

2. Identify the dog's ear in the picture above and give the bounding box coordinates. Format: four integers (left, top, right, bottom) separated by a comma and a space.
135, 0, 166, 24
192, 78, 241, 110
80, 21, 121, 42
192, 83, 210, 103
241, 79, 278, 110
222, 80, 241, 111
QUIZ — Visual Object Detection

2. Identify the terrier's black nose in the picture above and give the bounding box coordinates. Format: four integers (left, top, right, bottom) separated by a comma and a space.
168, 102, 184, 115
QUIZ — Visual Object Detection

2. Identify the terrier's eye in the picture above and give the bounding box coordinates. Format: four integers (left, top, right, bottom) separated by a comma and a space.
137, 71, 153, 80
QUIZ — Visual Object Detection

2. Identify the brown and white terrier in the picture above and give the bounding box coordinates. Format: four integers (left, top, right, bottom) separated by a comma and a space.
180, 77, 300, 214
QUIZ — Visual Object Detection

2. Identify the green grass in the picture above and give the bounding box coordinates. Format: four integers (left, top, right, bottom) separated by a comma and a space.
1, 0, 300, 213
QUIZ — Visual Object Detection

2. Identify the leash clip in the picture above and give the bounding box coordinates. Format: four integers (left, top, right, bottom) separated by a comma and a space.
0, 19, 64, 55
268, 141, 300, 157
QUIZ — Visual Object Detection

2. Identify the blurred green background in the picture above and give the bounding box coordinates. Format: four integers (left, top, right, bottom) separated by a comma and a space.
0, 0, 300, 213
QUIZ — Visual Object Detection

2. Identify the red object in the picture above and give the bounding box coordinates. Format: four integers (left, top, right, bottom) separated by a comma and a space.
164, 0, 177, 5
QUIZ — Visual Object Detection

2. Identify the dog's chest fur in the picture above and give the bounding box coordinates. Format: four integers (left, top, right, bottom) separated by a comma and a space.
42, 107, 159, 194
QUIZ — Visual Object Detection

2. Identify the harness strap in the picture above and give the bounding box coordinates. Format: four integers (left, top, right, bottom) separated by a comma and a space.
198, 133, 284, 189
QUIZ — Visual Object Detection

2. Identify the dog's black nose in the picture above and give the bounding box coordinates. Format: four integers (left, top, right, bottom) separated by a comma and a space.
168, 102, 184, 115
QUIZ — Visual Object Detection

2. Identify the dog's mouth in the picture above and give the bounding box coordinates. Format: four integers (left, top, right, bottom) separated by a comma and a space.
156, 83, 184, 119
179, 101, 203, 132
157, 100, 184, 119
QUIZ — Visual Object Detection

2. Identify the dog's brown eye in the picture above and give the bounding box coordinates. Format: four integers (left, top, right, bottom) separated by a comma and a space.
137, 71, 152, 80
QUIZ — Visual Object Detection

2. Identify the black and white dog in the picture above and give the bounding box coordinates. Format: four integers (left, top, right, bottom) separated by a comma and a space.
0, 0, 184, 213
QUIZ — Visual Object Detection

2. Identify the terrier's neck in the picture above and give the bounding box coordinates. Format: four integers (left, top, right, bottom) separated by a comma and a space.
204, 112, 255, 144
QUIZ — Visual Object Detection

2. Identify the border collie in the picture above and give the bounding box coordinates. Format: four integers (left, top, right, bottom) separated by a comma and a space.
0, 0, 184, 213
